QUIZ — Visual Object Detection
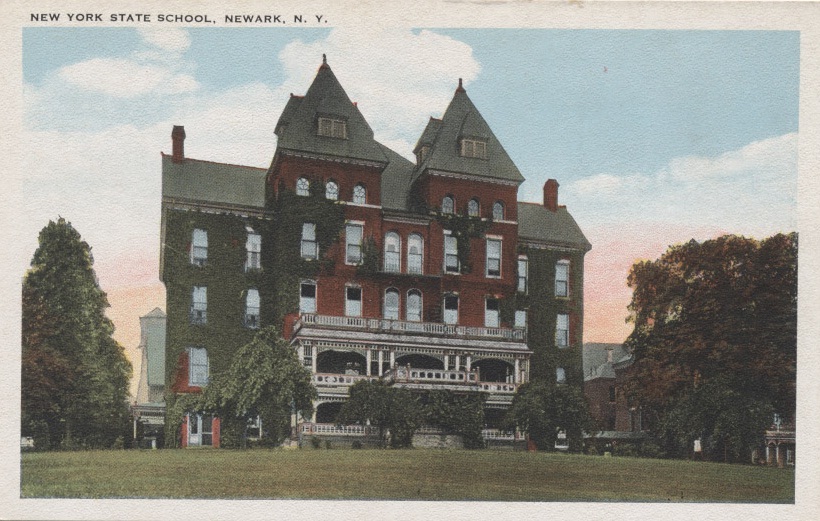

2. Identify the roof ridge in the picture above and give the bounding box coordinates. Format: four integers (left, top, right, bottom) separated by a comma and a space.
162, 152, 267, 171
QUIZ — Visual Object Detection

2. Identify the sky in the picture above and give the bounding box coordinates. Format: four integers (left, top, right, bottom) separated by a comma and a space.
21, 27, 799, 397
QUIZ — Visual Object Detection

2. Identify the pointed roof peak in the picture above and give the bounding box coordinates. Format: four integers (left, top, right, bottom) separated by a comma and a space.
456, 77, 466, 93
319, 53, 329, 70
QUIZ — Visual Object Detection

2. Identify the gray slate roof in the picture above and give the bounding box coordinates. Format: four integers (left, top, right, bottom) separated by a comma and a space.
583, 343, 631, 382
517, 202, 592, 251
274, 62, 388, 165
162, 154, 267, 209
378, 143, 415, 211
412, 86, 525, 184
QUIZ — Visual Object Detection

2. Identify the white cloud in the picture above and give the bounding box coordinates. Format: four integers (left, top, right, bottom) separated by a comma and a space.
55, 28, 198, 99
565, 132, 798, 239
137, 27, 191, 53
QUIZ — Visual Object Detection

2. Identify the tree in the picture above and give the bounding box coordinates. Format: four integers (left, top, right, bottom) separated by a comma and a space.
504, 381, 595, 452
337, 380, 421, 448
422, 390, 487, 449
200, 327, 316, 447
22, 218, 133, 449
624, 233, 797, 461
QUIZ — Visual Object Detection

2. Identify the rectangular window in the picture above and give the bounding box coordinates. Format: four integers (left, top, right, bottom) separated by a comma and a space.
246, 232, 261, 271
191, 286, 207, 324
556, 260, 569, 297
318, 117, 347, 139
345, 286, 362, 317
518, 257, 528, 293
461, 138, 487, 159
556, 313, 569, 347
303, 345, 313, 369
345, 223, 363, 265
485, 298, 500, 328
245, 289, 260, 329
486, 238, 501, 277
444, 233, 459, 274
301, 223, 317, 259
609, 386, 616, 403
443, 295, 459, 325
299, 281, 316, 314
514, 310, 527, 329
191, 228, 208, 266
556, 367, 567, 384
189, 347, 209, 386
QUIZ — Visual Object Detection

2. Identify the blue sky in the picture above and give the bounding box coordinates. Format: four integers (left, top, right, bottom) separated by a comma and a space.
21, 27, 799, 354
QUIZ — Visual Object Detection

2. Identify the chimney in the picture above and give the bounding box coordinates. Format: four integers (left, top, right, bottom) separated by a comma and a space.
606, 346, 614, 363
543, 178, 559, 212
172, 126, 186, 163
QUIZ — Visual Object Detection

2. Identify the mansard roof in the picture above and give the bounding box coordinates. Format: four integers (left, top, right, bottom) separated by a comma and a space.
274, 58, 389, 165
378, 143, 415, 211
517, 202, 592, 251
413, 82, 525, 184
161, 154, 266, 209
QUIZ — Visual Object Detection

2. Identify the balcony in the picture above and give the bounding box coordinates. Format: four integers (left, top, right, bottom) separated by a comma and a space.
384, 366, 520, 394
295, 313, 525, 342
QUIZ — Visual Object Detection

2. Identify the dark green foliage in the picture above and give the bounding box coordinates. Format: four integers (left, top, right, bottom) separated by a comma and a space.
22, 218, 133, 450
356, 236, 380, 276
200, 327, 317, 447
434, 213, 491, 274
268, 189, 346, 324
337, 380, 421, 448
421, 391, 487, 449
624, 233, 797, 462
503, 381, 595, 452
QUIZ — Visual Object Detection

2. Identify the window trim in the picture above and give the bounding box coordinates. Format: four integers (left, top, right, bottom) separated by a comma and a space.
296, 177, 310, 196
383, 231, 401, 273
444, 231, 460, 274
352, 183, 367, 205
345, 221, 364, 265
443, 294, 459, 325
556, 259, 570, 298
406, 289, 423, 322
486, 237, 502, 278
191, 228, 208, 266
460, 138, 487, 159
191, 286, 207, 325
317, 116, 348, 139
188, 347, 209, 387
514, 309, 527, 329
517, 255, 529, 294
384, 287, 400, 321
467, 198, 480, 217
492, 201, 505, 221
325, 179, 339, 201
299, 279, 317, 314
407, 233, 424, 275
484, 297, 500, 328
301, 222, 318, 260
345, 285, 363, 318
441, 195, 455, 215
556, 313, 570, 348
245, 288, 260, 329
245, 230, 261, 272
556, 367, 567, 385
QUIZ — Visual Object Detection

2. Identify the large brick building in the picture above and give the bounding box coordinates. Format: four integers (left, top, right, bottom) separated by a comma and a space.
160, 57, 590, 447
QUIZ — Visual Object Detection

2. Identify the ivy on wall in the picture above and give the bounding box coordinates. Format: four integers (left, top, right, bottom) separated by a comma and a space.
435, 213, 491, 274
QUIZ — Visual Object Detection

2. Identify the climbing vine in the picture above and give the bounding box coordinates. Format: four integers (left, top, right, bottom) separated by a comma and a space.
435, 213, 491, 274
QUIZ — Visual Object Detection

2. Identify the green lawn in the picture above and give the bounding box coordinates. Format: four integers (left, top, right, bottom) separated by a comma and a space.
21, 449, 794, 502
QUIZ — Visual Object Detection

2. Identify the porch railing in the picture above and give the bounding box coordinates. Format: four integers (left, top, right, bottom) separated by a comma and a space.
295, 313, 525, 341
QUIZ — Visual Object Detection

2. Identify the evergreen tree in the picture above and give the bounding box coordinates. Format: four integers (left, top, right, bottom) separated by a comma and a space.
22, 218, 132, 449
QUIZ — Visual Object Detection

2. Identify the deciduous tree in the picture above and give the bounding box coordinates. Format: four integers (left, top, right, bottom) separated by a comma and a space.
624, 233, 797, 461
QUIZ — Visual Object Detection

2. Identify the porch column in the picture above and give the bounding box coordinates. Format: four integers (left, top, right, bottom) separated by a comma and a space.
455, 355, 461, 372
466, 355, 472, 371
766, 445, 770, 464
311, 349, 317, 374
378, 350, 384, 376
390, 350, 396, 368
776, 444, 781, 467
366, 349, 372, 376
514, 358, 520, 384
444, 355, 450, 371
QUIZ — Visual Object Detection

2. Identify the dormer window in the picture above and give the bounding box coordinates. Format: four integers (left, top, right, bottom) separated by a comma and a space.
460, 138, 486, 159
318, 117, 347, 139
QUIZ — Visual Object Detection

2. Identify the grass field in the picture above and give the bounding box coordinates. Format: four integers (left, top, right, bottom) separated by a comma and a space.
21, 449, 794, 502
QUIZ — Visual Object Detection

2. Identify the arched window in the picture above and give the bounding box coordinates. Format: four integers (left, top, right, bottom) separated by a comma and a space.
407, 234, 423, 275
296, 177, 310, 196
325, 180, 339, 200
407, 290, 422, 322
353, 184, 366, 204
492, 201, 505, 221
384, 288, 400, 320
467, 198, 480, 217
442, 195, 455, 214
384, 232, 401, 272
